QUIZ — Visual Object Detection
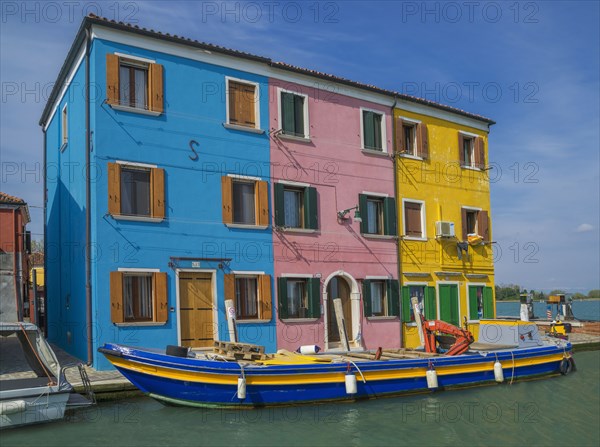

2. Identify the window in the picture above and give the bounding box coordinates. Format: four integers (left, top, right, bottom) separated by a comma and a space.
362, 110, 384, 151
395, 118, 429, 158
273, 183, 318, 230
61, 104, 68, 148
403, 123, 416, 155
359, 194, 397, 236
281, 91, 308, 138
107, 162, 165, 219
110, 271, 168, 324
402, 199, 425, 239
221, 176, 269, 227
106, 54, 163, 114
225, 274, 272, 321
363, 279, 399, 318
401, 285, 436, 322
461, 208, 489, 241
459, 133, 485, 169
227, 79, 258, 129
277, 277, 321, 319
468, 285, 494, 320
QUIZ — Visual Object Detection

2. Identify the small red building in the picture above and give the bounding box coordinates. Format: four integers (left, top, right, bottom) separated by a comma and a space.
0, 192, 30, 322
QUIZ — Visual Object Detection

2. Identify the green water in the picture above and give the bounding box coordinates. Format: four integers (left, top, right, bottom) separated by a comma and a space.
4, 351, 599, 447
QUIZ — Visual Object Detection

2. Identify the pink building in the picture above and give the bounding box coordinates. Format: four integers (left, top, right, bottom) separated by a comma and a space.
269, 78, 399, 352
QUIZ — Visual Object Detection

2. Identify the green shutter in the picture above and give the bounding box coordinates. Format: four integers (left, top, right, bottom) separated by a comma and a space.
387, 280, 400, 317
282, 92, 295, 134
425, 286, 437, 320
294, 95, 304, 137
383, 197, 397, 236
439, 284, 459, 326
277, 277, 288, 320
373, 113, 382, 150
363, 111, 375, 149
307, 278, 321, 318
358, 194, 368, 234
304, 187, 318, 230
362, 280, 372, 318
483, 286, 494, 319
274, 183, 285, 227
468, 286, 479, 320
401, 286, 411, 323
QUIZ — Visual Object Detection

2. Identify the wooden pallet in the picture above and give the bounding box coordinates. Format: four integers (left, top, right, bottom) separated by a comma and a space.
213, 341, 266, 361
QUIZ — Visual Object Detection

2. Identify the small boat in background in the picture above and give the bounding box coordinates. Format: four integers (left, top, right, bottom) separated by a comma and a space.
99, 320, 575, 408
0, 322, 94, 429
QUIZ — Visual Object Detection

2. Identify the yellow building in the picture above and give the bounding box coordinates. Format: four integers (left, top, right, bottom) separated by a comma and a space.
393, 105, 495, 347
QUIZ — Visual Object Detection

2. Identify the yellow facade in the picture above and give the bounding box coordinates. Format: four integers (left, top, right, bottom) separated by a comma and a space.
394, 108, 495, 348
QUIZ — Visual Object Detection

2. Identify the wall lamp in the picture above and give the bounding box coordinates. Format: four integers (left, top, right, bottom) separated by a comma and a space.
337, 205, 362, 222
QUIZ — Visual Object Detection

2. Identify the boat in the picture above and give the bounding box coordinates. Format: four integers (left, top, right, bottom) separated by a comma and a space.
0, 322, 94, 429
99, 320, 575, 408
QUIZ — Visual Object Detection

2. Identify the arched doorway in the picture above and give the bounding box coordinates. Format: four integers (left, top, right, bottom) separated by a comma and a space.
326, 276, 352, 345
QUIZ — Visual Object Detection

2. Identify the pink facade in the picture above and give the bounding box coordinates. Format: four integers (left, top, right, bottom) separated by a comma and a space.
269, 79, 400, 352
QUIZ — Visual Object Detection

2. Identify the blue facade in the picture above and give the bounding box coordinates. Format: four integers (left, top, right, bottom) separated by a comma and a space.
46, 37, 276, 370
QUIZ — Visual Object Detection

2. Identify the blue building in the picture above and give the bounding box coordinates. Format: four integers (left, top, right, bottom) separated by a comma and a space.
41, 16, 276, 370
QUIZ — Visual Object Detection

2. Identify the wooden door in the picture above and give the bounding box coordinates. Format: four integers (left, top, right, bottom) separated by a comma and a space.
327, 277, 352, 344
179, 272, 214, 348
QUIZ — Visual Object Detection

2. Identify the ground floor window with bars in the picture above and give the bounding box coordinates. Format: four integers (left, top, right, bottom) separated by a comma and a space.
123, 273, 153, 322
235, 276, 259, 320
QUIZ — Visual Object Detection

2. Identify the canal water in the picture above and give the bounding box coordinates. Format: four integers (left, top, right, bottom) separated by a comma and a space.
3, 350, 599, 447
497, 299, 600, 321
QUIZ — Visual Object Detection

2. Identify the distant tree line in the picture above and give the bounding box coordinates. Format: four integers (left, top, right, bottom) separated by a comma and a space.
495, 285, 600, 301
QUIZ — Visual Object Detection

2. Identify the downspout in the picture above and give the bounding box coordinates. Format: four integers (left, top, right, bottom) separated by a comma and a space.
84, 28, 93, 365
13, 208, 21, 320
391, 95, 404, 348
42, 128, 47, 336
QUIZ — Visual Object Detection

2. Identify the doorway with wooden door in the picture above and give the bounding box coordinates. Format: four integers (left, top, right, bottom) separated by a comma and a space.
326, 275, 352, 347
178, 272, 215, 348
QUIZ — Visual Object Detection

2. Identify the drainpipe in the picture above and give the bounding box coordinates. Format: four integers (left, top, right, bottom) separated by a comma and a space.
391, 95, 404, 348
42, 128, 47, 336
84, 28, 93, 365
13, 208, 21, 320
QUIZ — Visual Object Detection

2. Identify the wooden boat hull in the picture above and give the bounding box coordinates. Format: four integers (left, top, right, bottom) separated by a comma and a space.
99, 342, 573, 408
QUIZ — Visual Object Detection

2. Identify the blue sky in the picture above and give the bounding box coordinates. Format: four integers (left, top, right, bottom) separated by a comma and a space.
1, 1, 598, 293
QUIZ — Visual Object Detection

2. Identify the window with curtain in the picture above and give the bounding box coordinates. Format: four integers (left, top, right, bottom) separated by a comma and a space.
119, 61, 148, 109
370, 281, 387, 316
235, 277, 258, 319
366, 198, 383, 234
287, 279, 308, 318
232, 180, 256, 225
283, 188, 304, 228
120, 167, 151, 216
123, 274, 153, 321
408, 286, 425, 321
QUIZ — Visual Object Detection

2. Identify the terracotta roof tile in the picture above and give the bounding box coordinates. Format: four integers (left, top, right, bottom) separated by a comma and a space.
0, 191, 26, 205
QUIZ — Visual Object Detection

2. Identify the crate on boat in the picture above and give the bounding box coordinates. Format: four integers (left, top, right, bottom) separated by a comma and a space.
213, 341, 266, 361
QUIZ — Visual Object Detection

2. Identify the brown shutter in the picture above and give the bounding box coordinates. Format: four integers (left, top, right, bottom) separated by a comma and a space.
461, 208, 468, 240
106, 54, 120, 105
259, 275, 272, 321
149, 63, 164, 114
107, 162, 121, 215
240, 83, 256, 127
475, 137, 485, 169
110, 271, 124, 323
394, 117, 404, 153
221, 176, 233, 224
228, 82, 239, 124
404, 202, 422, 237
458, 133, 465, 166
153, 272, 168, 323
418, 122, 429, 159
151, 168, 165, 219
256, 180, 269, 226
478, 210, 489, 241
224, 274, 235, 301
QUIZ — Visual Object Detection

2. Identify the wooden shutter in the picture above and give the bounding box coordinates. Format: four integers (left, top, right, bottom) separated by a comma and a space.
461, 208, 468, 240
404, 202, 422, 237
387, 280, 400, 317
153, 272, 168, 323
259, 275, 272, 321
106, 54, 120, 105
273, 183, 285, 227
475, 137, 485, 169
425, 286, 437, 320
394, 117, 404, 153
483, 287, 494, 318
383, 197, 397, 236
256, 180, 269, 226
277, 277, 288, 320
362, 280, 372, 318
221, 176, 233, 224
458, 133, 465, 166
107, 162, 121, 215
468, 286, 479, 320
307, 278, 321, 318
151, 168, 165, 219
478, 210, 489, 240
304, 187, 318, 230
281, 92, 295, 134
401, 286, 411, 323
363, 111, 374, 149
373, 113, 382, 150
228, 82, 239, 124
417, 122, 429, 159
229, 81, 256, 127
224, 274, 235, 301
294, 95, 305, 136
358, 194, 368, 234
110, 271, 124, 323
149, 63, 164, 114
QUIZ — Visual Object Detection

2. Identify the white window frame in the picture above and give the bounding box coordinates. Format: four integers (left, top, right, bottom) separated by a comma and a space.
115, 268, 162, 326
233, 271, 268, 323
398, 116, 421, 158
61, 104, 68, 150
403, 281, 428, 326
459, 131, 478, 169
462, 206, 482, 236
225, 76, 261, 130
402, 198, 427, 241
277, 87, 310, 140
360, 107, 388, 153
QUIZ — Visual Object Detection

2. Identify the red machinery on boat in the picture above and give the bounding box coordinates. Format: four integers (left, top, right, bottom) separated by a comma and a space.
421, 319, 475, 355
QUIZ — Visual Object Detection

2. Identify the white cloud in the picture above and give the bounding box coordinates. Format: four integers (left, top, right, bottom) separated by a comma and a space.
576, 223, 595, 233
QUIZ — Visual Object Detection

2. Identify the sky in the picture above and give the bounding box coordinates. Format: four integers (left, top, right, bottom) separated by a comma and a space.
1, 1, 598, 293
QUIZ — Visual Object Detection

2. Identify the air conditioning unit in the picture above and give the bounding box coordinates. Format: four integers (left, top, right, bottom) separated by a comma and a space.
436, 221, 455, 238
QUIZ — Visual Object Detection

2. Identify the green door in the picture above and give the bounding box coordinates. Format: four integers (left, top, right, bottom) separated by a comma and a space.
439, 284, 459, 326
